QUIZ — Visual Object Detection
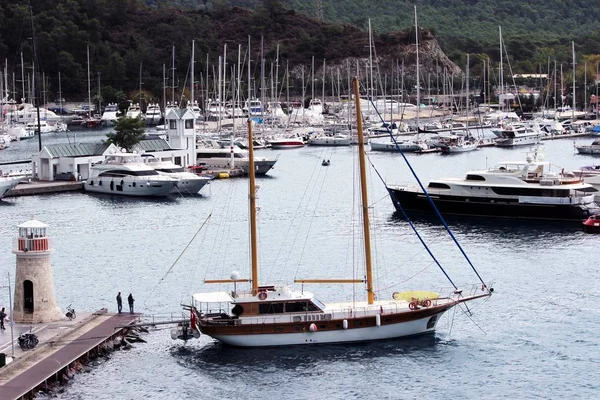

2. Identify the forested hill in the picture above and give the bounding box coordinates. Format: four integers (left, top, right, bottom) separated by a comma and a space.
164, 0, 600, 63
0, 0, 459, 102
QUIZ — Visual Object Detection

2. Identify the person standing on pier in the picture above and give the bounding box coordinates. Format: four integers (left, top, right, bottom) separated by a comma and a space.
0, 307, 6, 330
127, 293, 134, 314
116, 292, 123, 314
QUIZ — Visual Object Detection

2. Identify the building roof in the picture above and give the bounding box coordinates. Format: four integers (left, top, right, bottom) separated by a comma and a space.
133, 139, 172, 152
165, 107, 194, 120
44, 143, 112, 158
18, 217, 48, 229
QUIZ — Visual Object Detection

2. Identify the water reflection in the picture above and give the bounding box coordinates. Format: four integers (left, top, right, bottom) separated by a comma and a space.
174, 334, 441, 373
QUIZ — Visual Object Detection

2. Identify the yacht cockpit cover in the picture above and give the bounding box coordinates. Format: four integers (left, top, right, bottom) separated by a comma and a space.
193, 292, 234, 303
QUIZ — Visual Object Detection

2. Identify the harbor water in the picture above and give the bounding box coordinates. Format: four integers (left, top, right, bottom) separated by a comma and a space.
1, 130, 599, 399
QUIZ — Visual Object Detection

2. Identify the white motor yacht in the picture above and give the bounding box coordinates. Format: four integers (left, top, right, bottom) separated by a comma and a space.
101, 103, 120, 126
307, 132, 352, 146
0, 176, 22, 199
144, 157, 212, 194
494, 123, 542, 147
574, 139, 600, 155
196, 140, 277, 175
126, 103, 144, 119
145, 103, 163, 125
85, 153, 178, 197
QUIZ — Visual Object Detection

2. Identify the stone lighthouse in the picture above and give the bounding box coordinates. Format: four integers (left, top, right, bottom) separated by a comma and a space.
12, 217, 63, 323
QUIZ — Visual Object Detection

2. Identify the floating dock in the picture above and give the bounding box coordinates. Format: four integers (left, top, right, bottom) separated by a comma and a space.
0, 309, 139, 400
5, 181, 84, 197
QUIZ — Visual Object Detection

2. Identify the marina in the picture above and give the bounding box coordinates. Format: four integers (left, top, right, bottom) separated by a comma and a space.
0, 129, 599, 398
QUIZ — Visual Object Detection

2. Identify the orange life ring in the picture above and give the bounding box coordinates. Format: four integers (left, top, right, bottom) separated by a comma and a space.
409, 301, 417, 310
258, 292, 267, 300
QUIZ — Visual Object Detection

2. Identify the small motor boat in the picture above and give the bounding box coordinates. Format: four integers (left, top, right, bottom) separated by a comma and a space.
583, 214, 600, 233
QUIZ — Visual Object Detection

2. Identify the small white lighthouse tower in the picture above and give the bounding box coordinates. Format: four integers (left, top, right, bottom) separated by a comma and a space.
12, 217, 63, 323
165, 107, 197, 168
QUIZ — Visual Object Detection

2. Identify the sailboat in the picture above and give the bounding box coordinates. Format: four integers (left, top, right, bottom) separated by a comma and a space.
174, 77, 492, 347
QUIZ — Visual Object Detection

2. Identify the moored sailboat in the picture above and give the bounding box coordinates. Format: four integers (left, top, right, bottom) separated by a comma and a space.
175, 77, 492, 347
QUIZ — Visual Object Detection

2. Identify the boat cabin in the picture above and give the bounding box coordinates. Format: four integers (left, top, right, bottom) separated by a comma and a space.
193, 286, 326, 318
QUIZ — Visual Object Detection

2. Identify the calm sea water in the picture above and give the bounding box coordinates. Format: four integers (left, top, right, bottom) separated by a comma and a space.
1, 130, 599, 399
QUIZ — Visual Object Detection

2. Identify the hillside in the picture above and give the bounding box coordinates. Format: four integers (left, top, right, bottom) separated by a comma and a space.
0, 1, 462, 103
168, 0, 600, 64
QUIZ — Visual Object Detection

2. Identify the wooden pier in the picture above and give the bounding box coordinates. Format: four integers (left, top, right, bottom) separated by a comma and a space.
0, 309, 139, 400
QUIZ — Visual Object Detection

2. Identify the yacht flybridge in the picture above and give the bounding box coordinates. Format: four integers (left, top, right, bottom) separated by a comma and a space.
388, 149, 600, 221
173, 74, 492, 347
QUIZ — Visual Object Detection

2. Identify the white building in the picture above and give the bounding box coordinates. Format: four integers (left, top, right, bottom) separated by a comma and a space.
31, 143, 119, 181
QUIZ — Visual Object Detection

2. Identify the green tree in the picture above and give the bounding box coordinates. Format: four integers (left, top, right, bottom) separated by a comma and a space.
105, 116, 145, 152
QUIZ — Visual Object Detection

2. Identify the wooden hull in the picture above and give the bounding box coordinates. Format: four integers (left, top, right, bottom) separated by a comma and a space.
199, 304, 452, 347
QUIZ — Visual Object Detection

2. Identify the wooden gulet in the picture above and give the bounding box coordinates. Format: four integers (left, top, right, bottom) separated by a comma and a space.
181, 77, 492, 347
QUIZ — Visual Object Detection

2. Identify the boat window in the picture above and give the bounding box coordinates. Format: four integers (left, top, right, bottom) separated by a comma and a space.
576, 187, 599, 193
491, 187, 570, 197
197, 152, 226, 158
157, 167, 184, 173
258, 302, 284, 315
466, 174, 486, 181
98, 170, 159, 177
310, 298, 325, 311
428, 182, 451, 189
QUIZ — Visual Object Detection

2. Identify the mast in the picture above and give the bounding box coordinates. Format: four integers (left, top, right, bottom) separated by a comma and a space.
554, 60, 557, 110
223, 43, 227, 127
20, 52, 25, 102
499, 26, 503, 112
162, 63, 166, 113
235, 44, 241, 133
191, 40, 196, 168
466, 53, 469, 136
352, 77, 374, 305
572, 41, 575, 120
368, 19, 374, 101
29, 6, 42, 151
87, 45, 91, 116
584, 62, 587, 114
248, 115, 258, 293
171, 46, 175, 106
415, 6, 420, 130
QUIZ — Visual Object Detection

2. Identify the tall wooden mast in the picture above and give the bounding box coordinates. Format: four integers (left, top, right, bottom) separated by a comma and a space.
353, 77, 375, 304
248, 118, 259, 294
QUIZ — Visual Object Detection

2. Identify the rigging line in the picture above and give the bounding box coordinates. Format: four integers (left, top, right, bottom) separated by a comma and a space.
369, 118, 488, 289
147, 213, 212, 297
296, 156, 330, 273
457, 302, 488, 334
288, 154, 325, 278
365, 152, 458, 290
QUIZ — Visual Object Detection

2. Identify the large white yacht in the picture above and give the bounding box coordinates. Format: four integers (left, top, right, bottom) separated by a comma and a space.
494, 123, 542, 147
101, 103, 120, 126
85, 154, 178, 197
387, 149, 600, 221
143, 157, 212, 194
196, 140, 277, 175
